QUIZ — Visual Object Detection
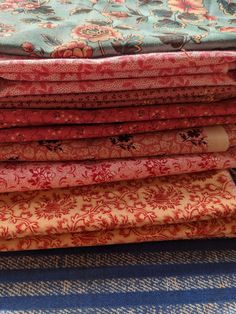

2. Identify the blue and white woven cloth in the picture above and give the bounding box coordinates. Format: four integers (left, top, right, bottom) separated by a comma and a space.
0, 239, 236, 313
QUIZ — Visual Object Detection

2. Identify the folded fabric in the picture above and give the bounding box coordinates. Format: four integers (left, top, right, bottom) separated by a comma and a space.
0, 147, 236, 193
0, 51, 235, 75
0, 170, 235, 251
0, 100, 236, 128
1, 72, 235, 97
1, 115, 236, 143
2, 63, 235, 82
1, 216, 235, 252
1, 86, 235, 109
1, 169, 236, 239
0, 0, 236, 58
0, 125, 234, 162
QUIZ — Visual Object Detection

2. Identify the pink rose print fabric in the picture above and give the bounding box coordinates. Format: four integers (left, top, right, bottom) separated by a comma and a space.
0, 170, 235, 252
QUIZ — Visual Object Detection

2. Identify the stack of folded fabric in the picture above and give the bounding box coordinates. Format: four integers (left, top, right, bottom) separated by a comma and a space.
0, 0, 235, 251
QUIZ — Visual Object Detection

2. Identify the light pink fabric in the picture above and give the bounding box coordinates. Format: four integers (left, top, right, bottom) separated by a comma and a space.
0, 147, 235, 193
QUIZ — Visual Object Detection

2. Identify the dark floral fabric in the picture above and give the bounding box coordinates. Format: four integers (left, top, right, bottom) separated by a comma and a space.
0, 0, 235, 58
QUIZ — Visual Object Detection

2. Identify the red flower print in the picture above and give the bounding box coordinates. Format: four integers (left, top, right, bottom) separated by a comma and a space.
71, 24, 121, 43
51, 41, 93, 58
168, 0, 207, 15
22, 42, 35, 53
35, 194, 77, 220
143, 186, 184, 211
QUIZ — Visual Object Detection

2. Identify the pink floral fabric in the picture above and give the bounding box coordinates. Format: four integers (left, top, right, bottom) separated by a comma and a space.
1, 72, 235, 97
0, 148, 235, 194
0, 51, 235, 81
0, 125, 234, 161
0, 170, 235, 251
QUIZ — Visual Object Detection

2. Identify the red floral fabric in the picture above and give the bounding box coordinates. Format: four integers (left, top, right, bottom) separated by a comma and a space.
0, 147, 235, 193
0, 115, 235, 143
0, 125, 234, 161
1, 216, 235, 252
0, 170, 235, 251
0, 86, 235, 109
0, 51, 235, 81
0, 100, 235, 128
1, 72, 235, 97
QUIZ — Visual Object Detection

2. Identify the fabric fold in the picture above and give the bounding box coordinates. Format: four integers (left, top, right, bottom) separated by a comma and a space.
0, 124, 234, 161
0, 170, 235, 241
0, 147, 236, 193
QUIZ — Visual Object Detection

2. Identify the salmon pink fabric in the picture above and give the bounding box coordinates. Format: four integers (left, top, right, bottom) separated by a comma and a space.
1, 72, 235, 97
0, 170, 235, 251
0, 51, 235, 81
1, 216, 235, 252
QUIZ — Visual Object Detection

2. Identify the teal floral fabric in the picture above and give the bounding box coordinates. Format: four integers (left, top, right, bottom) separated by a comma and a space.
0, 0, 235, 58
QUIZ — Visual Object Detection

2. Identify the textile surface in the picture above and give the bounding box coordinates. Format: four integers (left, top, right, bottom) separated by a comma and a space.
0, 124, 234, 161
0, 0, 235, 57
1, 170, 236, 251
0, 148, 236, 193
0, 239, 236, 313
1, 86, 235, 109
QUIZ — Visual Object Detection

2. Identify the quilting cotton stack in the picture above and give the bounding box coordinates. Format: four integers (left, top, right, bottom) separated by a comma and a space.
0, 0, 235, 251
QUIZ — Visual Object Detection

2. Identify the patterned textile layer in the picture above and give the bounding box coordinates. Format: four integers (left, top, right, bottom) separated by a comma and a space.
1, 216, 235, 252
1, 239, 236, 312
0, 51, 235, 97
0, 125, 234, 161
1, 86, 235, 109
1, 71, 235, 97
1, 115, 236, 143
0, 52, 235, 81
0, 147, 236, 193
0, 100, 236, 128
0, 1, 235, 58
0, 169, 235, 252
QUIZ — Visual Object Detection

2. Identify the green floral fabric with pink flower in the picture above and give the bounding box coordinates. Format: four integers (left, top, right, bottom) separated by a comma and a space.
0, 0, 235, 58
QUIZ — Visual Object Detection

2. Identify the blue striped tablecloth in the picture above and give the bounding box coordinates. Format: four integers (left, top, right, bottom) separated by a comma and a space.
0, 239, 236, 313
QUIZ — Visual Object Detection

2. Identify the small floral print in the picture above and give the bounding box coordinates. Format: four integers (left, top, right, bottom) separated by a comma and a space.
35, 194, 77, 220
143, 186, 184, 211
